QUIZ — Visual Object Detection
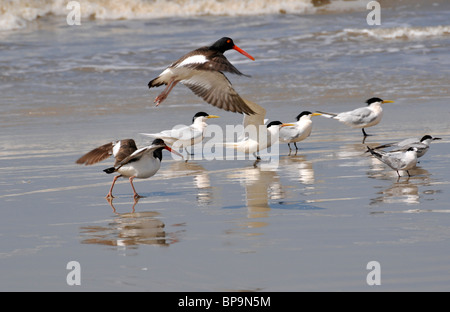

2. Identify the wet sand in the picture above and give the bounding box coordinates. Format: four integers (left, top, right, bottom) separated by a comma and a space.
1, 95, 449, 291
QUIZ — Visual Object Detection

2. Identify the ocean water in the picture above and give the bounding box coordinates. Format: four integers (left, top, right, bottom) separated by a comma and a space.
1, 0, 450, 291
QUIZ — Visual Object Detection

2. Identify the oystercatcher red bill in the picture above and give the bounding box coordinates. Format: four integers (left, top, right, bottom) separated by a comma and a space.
164, 145, 184, 159
233, 45, 255, 61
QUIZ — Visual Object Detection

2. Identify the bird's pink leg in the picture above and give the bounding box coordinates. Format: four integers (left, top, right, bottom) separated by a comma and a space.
154, 79, 178, 106
106, 175, 121, 199
129, 176, 143, 199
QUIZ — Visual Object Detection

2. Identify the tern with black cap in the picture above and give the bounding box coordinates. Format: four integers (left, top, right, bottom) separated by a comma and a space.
279, 111, 322, 154
140, 112, 219, 159
317, 97, 394, 139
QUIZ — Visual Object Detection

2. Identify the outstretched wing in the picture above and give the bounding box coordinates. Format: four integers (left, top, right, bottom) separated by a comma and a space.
75, 142, 114, 166
182, 70, 255, 115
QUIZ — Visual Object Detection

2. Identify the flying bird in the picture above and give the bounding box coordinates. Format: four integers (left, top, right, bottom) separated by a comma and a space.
76, 138, 182, 199
148, 37, 256, 115
317, 97, 394, 140
279, 111, 322, 154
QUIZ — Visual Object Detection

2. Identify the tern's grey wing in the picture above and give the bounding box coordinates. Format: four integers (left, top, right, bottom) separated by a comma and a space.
381, 152, 409, 170
279, 126, 299, 142
338, 107, 376, 126
397, 137, 420, 147
391, 142, 429, 158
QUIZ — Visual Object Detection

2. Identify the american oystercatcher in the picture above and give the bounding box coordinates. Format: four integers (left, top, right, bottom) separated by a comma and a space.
148, 37, 256, 115
317, 97, 394, 140
76, 138, 182, 199
279, 111, 322, 154
140, 111, 219, 158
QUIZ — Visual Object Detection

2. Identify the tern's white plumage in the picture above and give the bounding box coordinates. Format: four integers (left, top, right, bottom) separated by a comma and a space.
317, 97, 394, 139
140, 112, 219, 158
279, 111, 321, 153
367, 145, 418, 177
222, 99, 294, 166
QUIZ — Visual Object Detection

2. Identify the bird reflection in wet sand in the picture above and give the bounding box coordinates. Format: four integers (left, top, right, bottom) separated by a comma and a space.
369, 168, 439, 205
162, 161, 213, 206
107, 197, 139, 214
370, 179, 420, 206
227, 167, 284, 233
80, 198, 181, 247
368, 165, 433, 206
278, 155, 315, 186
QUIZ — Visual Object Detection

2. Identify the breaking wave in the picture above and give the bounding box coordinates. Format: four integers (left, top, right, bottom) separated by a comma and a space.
343, 25, 450, 40
0, 0, 368, 31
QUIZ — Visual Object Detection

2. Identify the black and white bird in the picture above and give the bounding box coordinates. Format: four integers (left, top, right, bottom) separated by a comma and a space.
76, 138, 182, 199
317, 97, 394, 139
279, 111, 322, 154
366, 145, 418, 177
148, 37, 255, 115
371, 135, 441, 158
140, 112, 219, 158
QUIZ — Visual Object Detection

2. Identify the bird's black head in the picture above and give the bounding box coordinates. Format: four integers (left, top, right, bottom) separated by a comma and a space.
366, 97, 384, 105
151, 138, 167, 161
192, 111, 209, 123
210, 37, 235, 53
420, 135, 441, 141
151, 138, 166, 146
296, 111, 312, 121
267, 121, 283, 128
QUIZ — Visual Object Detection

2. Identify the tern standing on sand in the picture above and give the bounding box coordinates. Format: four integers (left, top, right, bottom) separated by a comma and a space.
140, 112, 219, 158
366, 145, 418, 178
317, 97, 394, 140
279, 111, 322, 154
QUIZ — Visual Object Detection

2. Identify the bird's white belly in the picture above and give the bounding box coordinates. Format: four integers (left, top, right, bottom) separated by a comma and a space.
160, 67, 197, 82
118, 156, 161, 179
225, 138, 259, 154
